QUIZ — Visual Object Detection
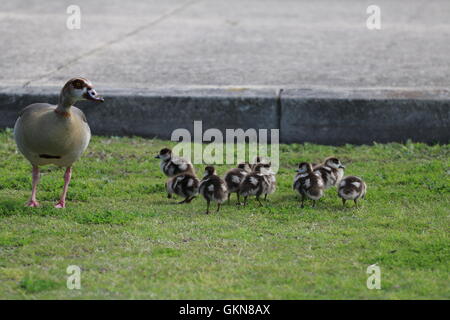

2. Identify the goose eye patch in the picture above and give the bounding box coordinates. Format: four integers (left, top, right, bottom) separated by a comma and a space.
73, 80, 83, 89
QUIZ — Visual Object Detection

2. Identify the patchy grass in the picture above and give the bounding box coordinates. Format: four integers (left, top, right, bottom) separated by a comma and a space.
0, 129, 448, 299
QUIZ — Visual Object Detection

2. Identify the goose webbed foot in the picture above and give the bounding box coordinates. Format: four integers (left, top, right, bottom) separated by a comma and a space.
26, 200, 40, 208
54, 200, 66, 209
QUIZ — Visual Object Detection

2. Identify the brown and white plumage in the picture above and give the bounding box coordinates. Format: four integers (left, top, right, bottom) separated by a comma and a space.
14, 77, 104, 208
166, 173, 199, 204
155, 148, 195, 177
338, 176, 367, 207
293, 162, 324, 208
223, 162, 251, 204
313, 157, 345, 189
199, 166, 228, 214
239, 162, 276, 206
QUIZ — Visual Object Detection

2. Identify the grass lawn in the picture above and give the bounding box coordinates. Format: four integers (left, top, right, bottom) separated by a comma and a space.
0, 128, 448, 299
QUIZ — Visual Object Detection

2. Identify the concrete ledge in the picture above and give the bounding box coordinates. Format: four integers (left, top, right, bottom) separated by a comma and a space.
0, 87, 280, 141
281, 89, 450, 144
0, 86, 449, 144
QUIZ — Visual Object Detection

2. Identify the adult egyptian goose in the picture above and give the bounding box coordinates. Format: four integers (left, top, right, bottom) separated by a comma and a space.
293, 162, 325, 208
14, 77, 104, 208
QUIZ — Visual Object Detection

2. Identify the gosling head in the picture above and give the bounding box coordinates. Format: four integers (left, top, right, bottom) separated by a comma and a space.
203, 165, 216, 177
155, 148, 172, 161
253, 162, 272, 175
325, 157, 345, 169
296, 162, 313, 173
237, 162, 252, 172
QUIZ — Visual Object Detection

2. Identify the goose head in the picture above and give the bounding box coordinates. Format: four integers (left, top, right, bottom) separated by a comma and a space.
325, 157, 345, 169
296, 162, 313, 173
237, 162, 252, 172
203, 165, 216, 177
59, 77, 104, 107
254, 162, 272, 175
155, 148, 172, 161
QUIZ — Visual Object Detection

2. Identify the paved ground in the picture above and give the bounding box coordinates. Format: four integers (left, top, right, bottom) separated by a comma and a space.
1, 0, 449, 90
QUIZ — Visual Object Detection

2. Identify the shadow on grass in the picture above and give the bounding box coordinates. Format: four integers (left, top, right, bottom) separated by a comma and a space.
0, 199, 31, 217
151, 199, 195, 206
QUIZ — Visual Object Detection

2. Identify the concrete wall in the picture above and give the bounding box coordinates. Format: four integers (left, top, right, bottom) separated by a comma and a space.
1, 87, 449, 145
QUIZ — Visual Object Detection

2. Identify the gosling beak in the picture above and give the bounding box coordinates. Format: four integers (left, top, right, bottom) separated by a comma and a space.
155, 155, 160, 159
84, 88, 104, 102
339, 164, 346, 169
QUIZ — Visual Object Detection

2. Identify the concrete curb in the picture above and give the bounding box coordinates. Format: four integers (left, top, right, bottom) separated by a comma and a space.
281, 88, 450, 144
0, 86, 449, 144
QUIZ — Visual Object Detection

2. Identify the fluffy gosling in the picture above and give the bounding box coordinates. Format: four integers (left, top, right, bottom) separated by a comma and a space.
199, 166, 228, 214
293, 162, 324, 208
224, 162, 252, 204
166, 173, 199, 204
155, 148, 195, 177
313, 157, 345, 189
239, 162, 276, 206
338, 176, 367, 207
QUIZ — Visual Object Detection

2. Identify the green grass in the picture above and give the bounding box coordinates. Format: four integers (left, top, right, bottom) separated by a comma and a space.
0, 128, 448, 299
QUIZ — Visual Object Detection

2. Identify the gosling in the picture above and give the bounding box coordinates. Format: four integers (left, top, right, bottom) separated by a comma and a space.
224, 162, 252, 204
199, 166, 228, 214
155, 148, 195, 177
166, 173, 199, 204
313, 157, 345, 189
338, 176, 367, 207
239, 162, 276, 206
293, 162, 324, 208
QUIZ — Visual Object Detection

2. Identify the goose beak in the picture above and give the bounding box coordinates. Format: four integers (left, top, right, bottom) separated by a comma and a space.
84, 88, 104, 102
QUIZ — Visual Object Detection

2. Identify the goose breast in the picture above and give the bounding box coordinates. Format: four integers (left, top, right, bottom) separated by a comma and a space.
14, 103, 91, 167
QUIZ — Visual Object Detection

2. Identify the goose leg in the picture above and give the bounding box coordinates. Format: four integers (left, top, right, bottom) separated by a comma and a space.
256, 196, 263, 207
205, 200, 210, 214
217, 203, 221, 213
55, 167, 72, 208
26, 165, 40, 207
236, 193, 241, 205
342, 199, 346, 206
300, 194, 305, 208
227, 193, 231, 204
